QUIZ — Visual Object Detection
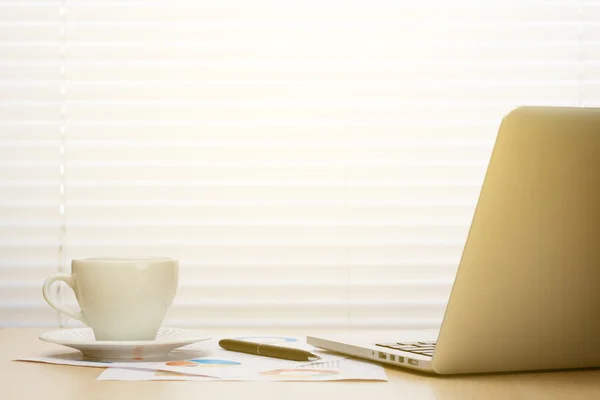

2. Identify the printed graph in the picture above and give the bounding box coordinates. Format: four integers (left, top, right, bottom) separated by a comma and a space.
260, 368, 339, 379
165, 359, 241, 368
301, 360, 341, 369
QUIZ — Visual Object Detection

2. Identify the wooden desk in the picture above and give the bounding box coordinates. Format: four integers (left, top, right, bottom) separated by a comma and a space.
1, 328, 599, 400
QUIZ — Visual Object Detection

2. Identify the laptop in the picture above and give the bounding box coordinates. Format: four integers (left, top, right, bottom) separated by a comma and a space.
307, 106, 600, 374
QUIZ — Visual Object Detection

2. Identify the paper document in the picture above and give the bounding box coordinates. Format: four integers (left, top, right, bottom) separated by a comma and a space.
98, 357, 388, 382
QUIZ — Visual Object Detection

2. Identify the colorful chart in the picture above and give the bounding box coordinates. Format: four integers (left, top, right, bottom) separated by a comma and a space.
233, 336, 298, 344
165, 359, 241, 368
260, 368, 339, 379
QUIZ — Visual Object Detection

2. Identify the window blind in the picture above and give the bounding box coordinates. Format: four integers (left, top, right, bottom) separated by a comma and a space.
1, 0, 596, 328
0, 3, 63, 326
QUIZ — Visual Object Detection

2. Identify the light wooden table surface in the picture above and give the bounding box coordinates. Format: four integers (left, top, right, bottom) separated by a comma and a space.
1, 328, 600, 400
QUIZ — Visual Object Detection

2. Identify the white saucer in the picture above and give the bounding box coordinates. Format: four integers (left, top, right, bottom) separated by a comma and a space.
39, 327, 211, 360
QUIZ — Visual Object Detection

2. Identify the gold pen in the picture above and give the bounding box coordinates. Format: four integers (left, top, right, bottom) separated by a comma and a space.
218, 339, 321, 362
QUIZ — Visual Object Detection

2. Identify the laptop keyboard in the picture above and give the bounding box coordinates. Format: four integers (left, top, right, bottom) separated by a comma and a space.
376, 341, 436, 357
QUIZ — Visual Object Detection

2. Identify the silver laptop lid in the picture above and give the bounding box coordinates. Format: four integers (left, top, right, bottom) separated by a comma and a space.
432, 107, 600, 374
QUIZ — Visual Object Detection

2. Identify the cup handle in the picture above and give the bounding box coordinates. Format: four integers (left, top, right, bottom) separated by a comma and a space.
42, 273, 88, 325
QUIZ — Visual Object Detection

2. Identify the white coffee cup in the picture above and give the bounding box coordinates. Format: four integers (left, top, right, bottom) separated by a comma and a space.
42, 257, 178, 341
